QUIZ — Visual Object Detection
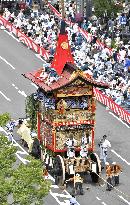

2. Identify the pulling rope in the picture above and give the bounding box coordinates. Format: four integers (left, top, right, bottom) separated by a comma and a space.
90, 158, 130, 200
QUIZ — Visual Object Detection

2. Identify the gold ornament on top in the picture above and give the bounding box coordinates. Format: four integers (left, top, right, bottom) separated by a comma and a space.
61, 42, 69, 50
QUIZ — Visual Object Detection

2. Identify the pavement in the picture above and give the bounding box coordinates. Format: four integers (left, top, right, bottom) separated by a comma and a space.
0, 28, 130, 205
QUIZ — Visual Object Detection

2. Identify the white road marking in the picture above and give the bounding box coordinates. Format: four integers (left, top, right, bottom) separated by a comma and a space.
18, 90, 27, 97
96, 196, 107, 205
31, 82, 38, 89
51, 185, 59, 188
12, 84, 18, 89
12, 84, 27, 97
4, 30, 20, 42
15, 153, 30, 164
35, 54, 46, 62
111, 149, 130, 165
51, 192, 71, 198
50, 190, 80, 205
109, 112, 130, 128
96, 197, 101, 200
12, 138, 29, 155
0, 127, 29, 165
20, 91, 27, 97
118, 195, 130, 204
0, 55, 15, 70
0, 91, 11, 101
101, 202, 107, 205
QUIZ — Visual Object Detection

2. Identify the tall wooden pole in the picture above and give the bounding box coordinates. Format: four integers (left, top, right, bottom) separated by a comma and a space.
61, 0, 65, 19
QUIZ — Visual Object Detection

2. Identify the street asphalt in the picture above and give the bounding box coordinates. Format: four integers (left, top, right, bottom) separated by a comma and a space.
0, 29, 130, 205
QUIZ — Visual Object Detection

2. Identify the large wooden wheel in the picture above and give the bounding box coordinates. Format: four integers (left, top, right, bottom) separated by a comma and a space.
90, 153, 101, 183
53, 155, 65, 186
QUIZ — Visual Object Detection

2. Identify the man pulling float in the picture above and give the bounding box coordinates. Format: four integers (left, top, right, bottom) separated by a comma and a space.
111, 162, 122, 186
66, 173, 84, 195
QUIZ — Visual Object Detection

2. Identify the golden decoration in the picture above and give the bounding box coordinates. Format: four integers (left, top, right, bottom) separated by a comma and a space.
61, 42, 69, 50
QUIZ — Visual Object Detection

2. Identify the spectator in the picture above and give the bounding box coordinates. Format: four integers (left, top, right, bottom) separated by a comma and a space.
99, 135, 111, 165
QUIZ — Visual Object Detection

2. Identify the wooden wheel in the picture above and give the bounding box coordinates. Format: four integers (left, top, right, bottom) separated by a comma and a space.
90, 153, 101, 183
53, 155, 65, 186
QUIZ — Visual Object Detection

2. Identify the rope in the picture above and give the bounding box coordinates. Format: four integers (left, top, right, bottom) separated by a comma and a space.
89, 176, 127, 205
98, 172, 130, 198
90, 158, 130, 200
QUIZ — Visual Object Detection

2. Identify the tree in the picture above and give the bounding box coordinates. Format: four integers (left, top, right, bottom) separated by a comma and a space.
25, 94, 39, 131
0, 113, 11, 127
11, 156, 51, 205
0, 113, 51, 205
93, 0, 122, 18
0, 135, 17, 205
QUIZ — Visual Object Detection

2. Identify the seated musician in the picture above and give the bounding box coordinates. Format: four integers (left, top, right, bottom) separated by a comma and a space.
80, 132, 89, 158
65, 134, 77, 158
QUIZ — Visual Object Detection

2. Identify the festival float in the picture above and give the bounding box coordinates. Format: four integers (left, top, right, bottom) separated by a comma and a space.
22, 20, 108, 185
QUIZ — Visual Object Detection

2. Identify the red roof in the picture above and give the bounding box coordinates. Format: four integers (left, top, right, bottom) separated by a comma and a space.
23, 63, 108, 93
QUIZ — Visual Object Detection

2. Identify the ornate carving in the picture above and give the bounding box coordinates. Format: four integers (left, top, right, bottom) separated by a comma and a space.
57, 85, 92, 97
61, 42, 69, 49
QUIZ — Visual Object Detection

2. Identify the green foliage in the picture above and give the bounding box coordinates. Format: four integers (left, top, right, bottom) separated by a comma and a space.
111, 39, 116, 48
93, 0, 121, 18
0, 113, 11, 127
0, 135, 51, 205
25, 94, 39, 131
0, 135, 17, 204
11, 156, 51, 205
0, 135, 17, 176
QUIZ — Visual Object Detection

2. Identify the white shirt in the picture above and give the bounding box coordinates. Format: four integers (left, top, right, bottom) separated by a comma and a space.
128, 49, 130, 56
102, 139, 111, 149
69, 197, 78, 204
119, 49, 126, 61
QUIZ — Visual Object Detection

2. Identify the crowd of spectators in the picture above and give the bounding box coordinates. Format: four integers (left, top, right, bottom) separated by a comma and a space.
63, 0, 130, 111
1, 0, 130, 112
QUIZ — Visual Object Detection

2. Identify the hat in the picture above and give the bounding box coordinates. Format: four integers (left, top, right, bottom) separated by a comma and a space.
105, 162, 109, 165
112, 162, 116, 165
103, 135, 107, 138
